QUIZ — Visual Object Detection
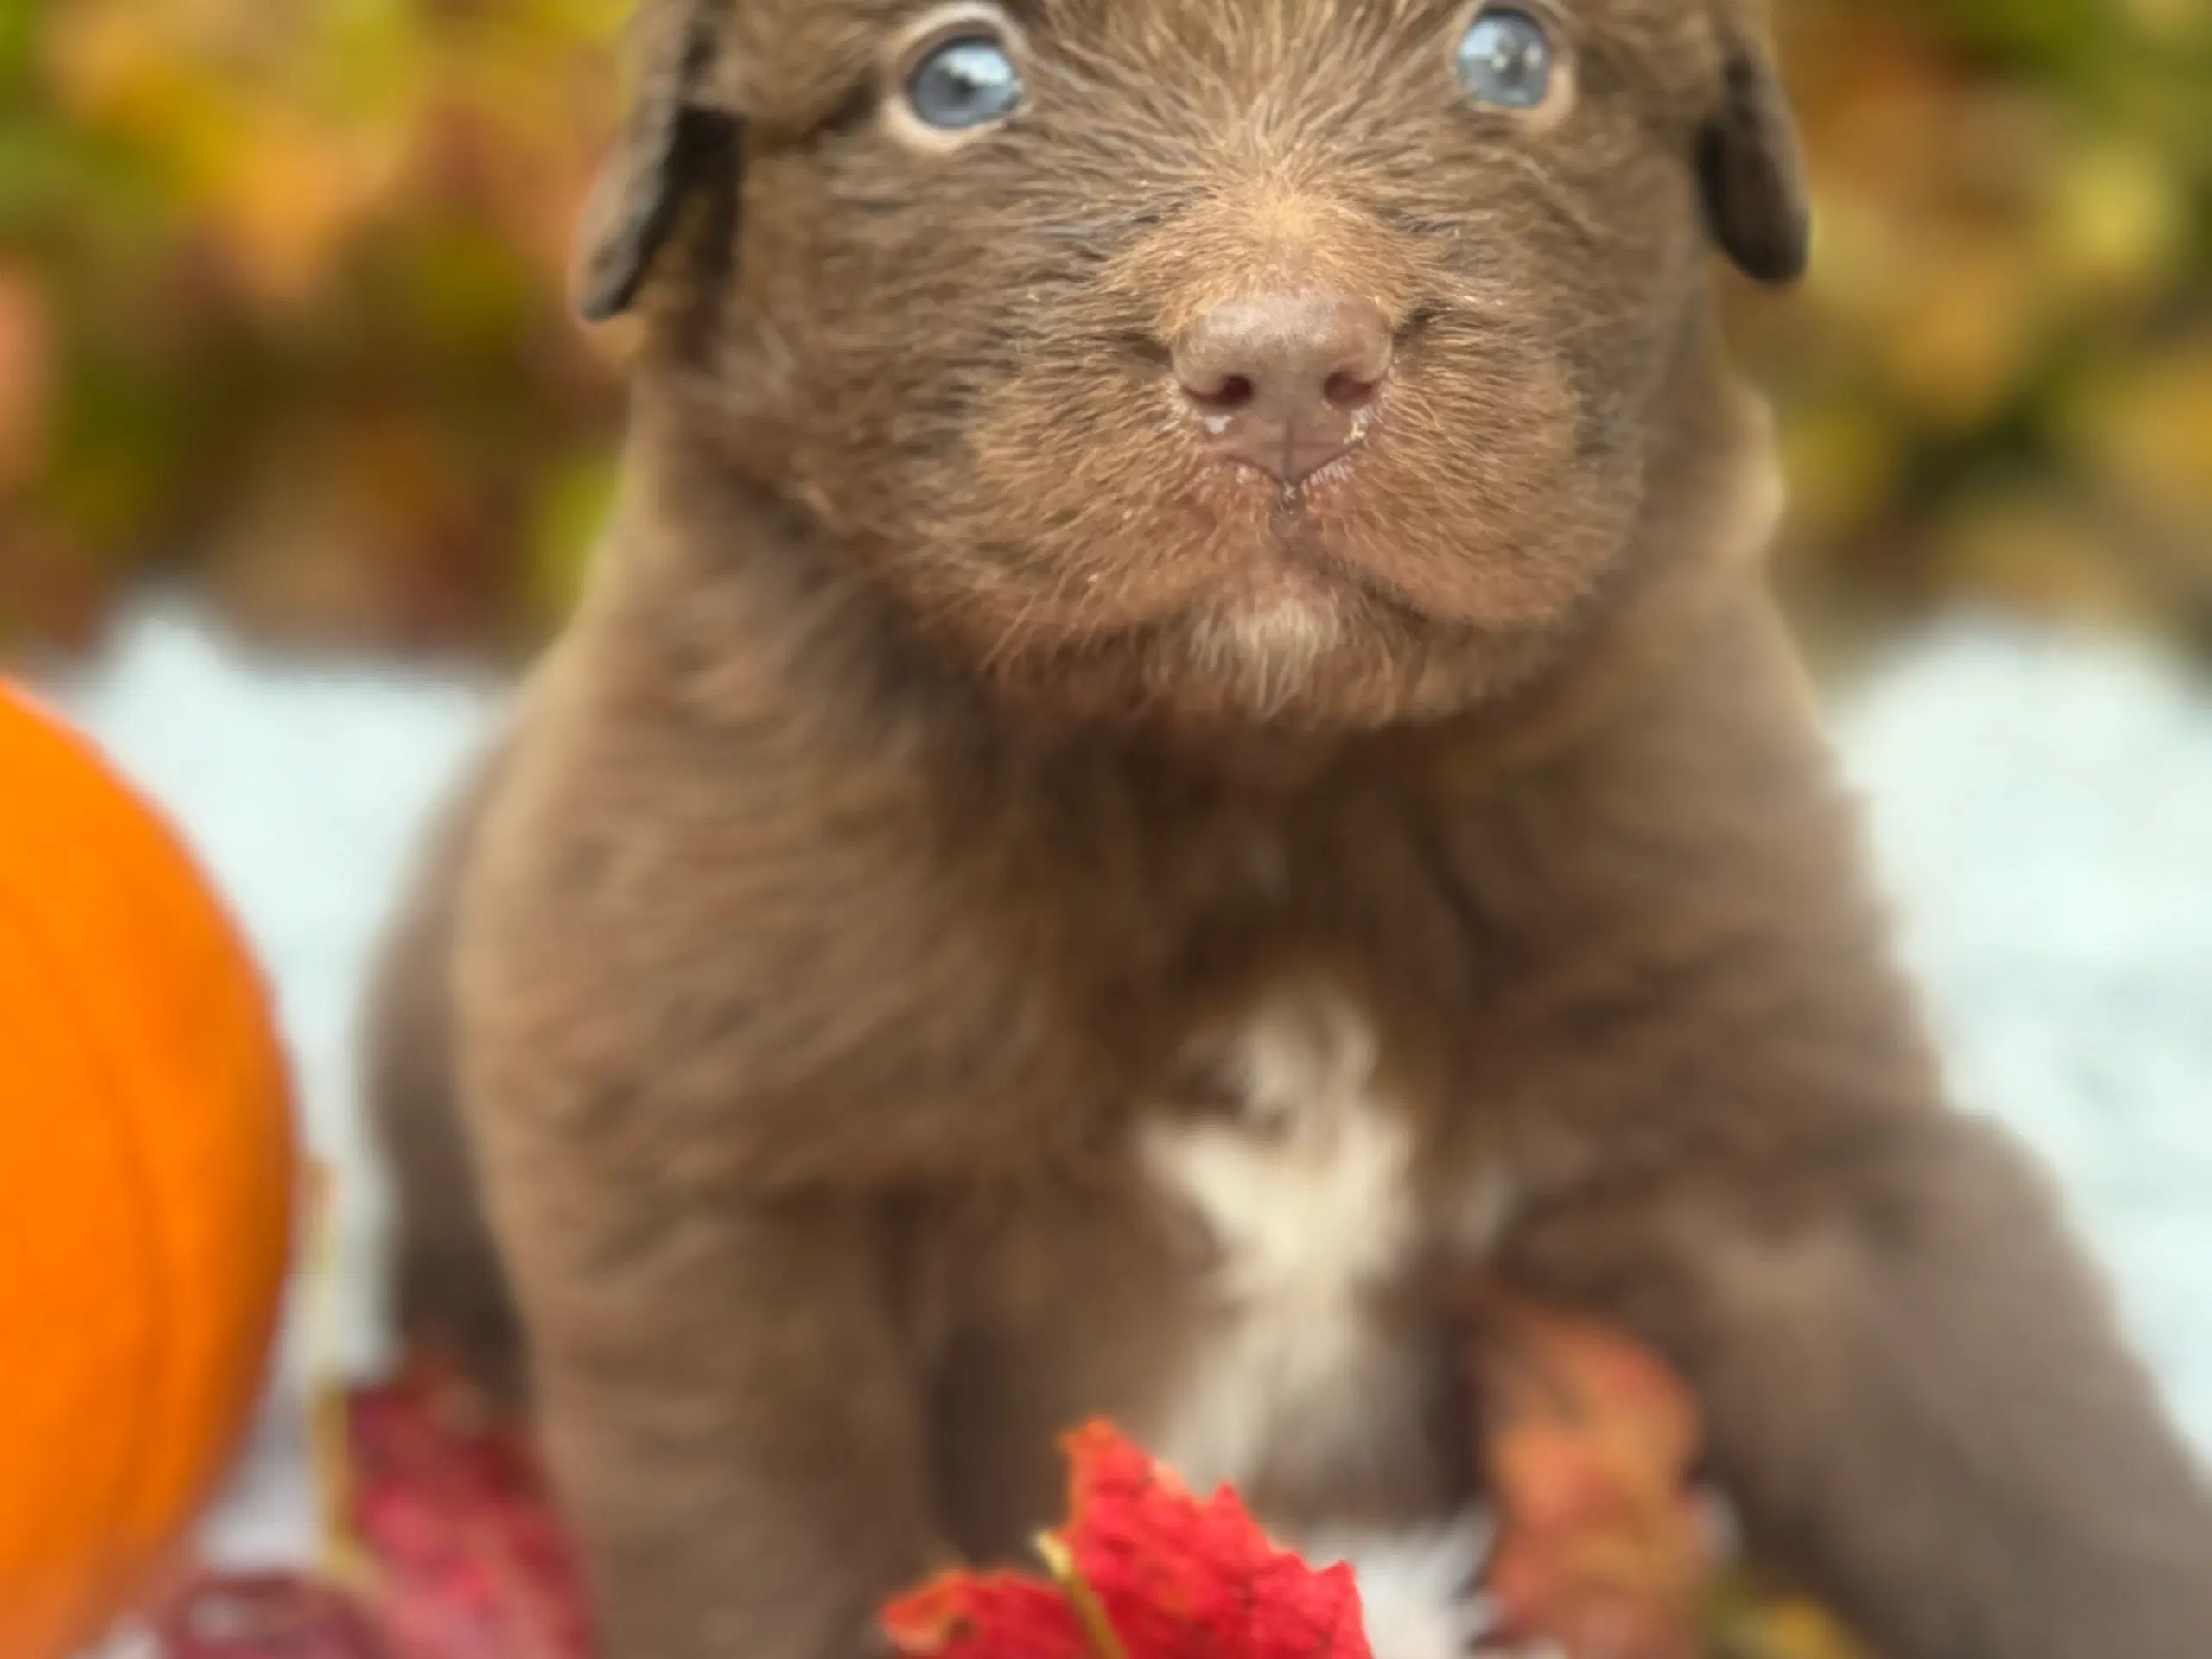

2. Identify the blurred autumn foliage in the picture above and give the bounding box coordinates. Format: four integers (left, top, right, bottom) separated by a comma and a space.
1757, 0, 2212, 654
2, 0, 2210, 657
0, 0, 630, 652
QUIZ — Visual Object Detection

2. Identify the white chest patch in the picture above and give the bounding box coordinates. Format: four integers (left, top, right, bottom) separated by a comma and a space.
1297, 1515, 1497, 1659
1140, 994, 1421, 1498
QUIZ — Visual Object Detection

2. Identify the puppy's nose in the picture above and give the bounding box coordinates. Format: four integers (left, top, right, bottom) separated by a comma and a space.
1173, 293, 1394, 485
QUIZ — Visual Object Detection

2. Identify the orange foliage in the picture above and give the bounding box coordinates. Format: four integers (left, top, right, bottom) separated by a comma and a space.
1468, 1285, 1878, 1659
1471, 1289, 1714, 1659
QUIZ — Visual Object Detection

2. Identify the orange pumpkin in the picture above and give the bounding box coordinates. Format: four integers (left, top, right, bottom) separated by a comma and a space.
0, 681, 296, 1659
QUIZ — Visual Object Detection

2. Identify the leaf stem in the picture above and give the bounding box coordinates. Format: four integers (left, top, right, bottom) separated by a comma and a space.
1034, 1532, 1131, 1659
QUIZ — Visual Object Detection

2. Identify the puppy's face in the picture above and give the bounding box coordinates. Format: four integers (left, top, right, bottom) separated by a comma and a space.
594, 0, 1807, 728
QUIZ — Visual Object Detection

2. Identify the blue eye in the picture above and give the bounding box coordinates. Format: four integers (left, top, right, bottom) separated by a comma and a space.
906, 35, 1024, 130
1456, 8, 1556, 109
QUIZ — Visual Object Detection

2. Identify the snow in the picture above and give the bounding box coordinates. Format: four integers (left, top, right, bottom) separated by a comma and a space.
29, 596, 2212, 1570
1832, 620, 2212, 1446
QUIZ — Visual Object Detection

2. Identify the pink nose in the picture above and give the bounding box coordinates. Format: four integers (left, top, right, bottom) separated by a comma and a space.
1172, 292, 1395, 485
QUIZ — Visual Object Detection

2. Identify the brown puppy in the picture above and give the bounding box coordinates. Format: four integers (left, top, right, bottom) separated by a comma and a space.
370, 2, 2212, 1657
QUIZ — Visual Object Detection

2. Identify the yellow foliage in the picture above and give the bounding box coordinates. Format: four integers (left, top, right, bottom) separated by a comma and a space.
2044, 140, 2195, 308
2061, 341, 2212, 523
1712, 1589, 1877, 1659
1881, 233, 2053, 434
1777, 401, 1906, 544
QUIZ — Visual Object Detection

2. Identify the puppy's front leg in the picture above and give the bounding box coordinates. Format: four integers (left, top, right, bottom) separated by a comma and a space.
494, 1173, 941, 1659
1503, 1111, 2212, 1659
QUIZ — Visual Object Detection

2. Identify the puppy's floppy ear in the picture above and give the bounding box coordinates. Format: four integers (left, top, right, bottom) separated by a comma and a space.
1696, 28, 1811, 285
575, 0, 741, 323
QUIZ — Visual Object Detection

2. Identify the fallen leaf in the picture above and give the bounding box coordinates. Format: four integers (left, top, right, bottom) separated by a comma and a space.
880, 1570, 1088, 1659
343, 1358, 594, 1659
1467, 1287, 1713, 1659
150, 1573, 392, 1659
883, 1423, 1370, 1659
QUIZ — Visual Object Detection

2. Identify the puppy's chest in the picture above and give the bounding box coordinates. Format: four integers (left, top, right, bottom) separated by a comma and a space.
1134, 988, 1443, 1500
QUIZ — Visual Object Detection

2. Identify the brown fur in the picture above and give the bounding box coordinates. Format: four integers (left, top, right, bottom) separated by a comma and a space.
370, 3, 2212, 1657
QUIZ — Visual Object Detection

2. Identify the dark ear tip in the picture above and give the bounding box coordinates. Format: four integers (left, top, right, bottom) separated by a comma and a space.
577, 263, 642, 324
573, 175, 684, 322
1697, 50, 1813, 288
571, 105, 740, 326
1733, 213, 1812, 287
574, 159, 657, 322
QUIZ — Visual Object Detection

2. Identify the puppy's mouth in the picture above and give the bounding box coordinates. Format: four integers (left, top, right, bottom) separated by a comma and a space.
1191, 433, 1379, 540
1179, 391, 1382, 501
1212, 446, 1370, 507
1186, 469, 1418, 620
1185, 418, 1374, 513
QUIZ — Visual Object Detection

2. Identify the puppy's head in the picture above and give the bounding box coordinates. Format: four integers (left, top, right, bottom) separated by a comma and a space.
588, 0, 1806, 728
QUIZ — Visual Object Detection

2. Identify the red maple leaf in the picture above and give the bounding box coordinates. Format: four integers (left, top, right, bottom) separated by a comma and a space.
147, 1357, 594, 1659
879, 1570, 1089, 1659
345, 1359, 595, 1659
881, 1423, 1370, 1659
150, 1573, 393, 1659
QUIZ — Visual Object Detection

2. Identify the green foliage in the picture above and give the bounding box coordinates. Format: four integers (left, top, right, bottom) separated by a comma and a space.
2, 0, 2209, 653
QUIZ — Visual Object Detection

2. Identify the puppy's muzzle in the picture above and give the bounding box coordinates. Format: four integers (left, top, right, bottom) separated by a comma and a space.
1172, 291, 1394, 486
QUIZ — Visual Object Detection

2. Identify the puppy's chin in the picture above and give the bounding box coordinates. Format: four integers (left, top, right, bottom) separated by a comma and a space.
962, 583, 1560, 735
879, 489, 1600, 734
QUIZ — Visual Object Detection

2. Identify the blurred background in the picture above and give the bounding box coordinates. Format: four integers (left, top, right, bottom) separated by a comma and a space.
3, 0, 2211, 1588
3, 0, 2212, 663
